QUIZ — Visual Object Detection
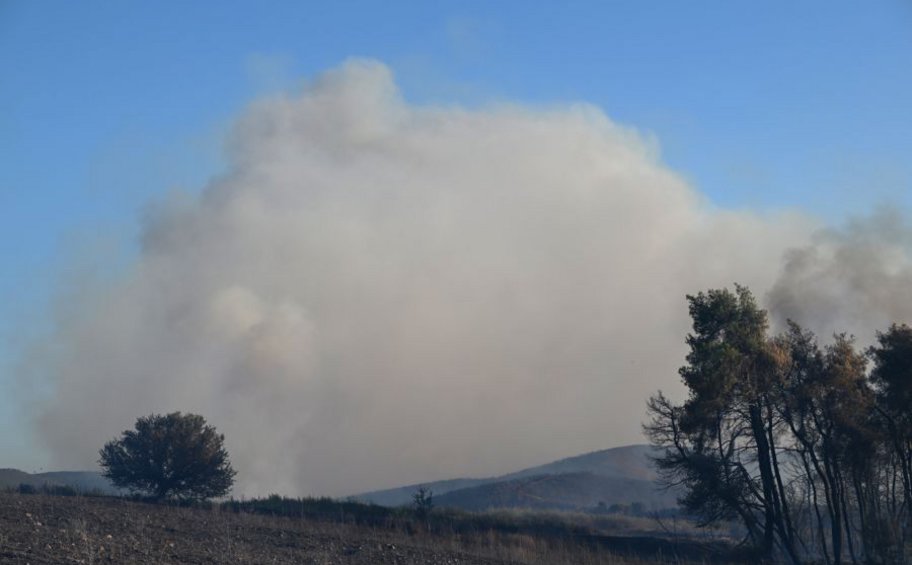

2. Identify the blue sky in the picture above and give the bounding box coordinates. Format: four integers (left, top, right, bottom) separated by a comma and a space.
2, 1, 911, 470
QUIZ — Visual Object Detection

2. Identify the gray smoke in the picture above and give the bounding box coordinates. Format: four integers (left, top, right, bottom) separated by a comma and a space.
767, 210, 912, 342
29, 60, 817, 496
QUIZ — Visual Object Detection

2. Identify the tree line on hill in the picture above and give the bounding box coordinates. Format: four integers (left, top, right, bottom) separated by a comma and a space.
646, 285, 912, 564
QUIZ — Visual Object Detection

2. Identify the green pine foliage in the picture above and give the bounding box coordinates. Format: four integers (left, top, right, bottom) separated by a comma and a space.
647, 286, 912, 563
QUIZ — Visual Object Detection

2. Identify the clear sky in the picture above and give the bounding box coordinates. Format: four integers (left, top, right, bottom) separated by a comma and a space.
2, 1, 911, 471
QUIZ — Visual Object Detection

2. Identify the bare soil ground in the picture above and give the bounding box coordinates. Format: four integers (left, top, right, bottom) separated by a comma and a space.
0, 493, 514, 564
0, 493, 732, 564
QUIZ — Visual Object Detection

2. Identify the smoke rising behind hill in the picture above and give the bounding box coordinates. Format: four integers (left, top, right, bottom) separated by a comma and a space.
22, 60, 910, 496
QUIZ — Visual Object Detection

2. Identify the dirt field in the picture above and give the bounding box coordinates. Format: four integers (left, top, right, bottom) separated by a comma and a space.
0, 492, 734, 564
0, 492, 515, 564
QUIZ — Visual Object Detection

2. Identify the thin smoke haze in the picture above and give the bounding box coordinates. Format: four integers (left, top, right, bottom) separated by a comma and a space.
21, 60, 910, 497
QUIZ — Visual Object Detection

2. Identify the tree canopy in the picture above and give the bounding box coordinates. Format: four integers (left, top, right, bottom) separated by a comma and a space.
646, 286, 912, 563
99, 412, 236, 501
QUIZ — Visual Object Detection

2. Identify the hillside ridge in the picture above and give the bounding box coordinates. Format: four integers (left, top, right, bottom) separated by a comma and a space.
0, 468, 121, 494
355, 444, 662, 508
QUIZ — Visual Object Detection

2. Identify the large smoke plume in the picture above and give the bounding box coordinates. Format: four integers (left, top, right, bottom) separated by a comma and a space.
28, 59, 899, 497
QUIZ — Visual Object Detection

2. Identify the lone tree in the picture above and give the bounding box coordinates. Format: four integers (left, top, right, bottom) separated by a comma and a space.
413, 486, 434, 519
99, 412, 236, 501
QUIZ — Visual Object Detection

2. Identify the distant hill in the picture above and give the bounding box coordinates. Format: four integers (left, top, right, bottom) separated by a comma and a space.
497, 444, 658, 482
434, 472, 677, 512
356, 477, 493, 507
0, 468, 121, 495
0, 469, 36, 489
354, 444, 672, 511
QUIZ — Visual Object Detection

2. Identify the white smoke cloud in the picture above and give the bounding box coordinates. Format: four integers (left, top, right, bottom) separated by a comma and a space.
30, 60, 817, 496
